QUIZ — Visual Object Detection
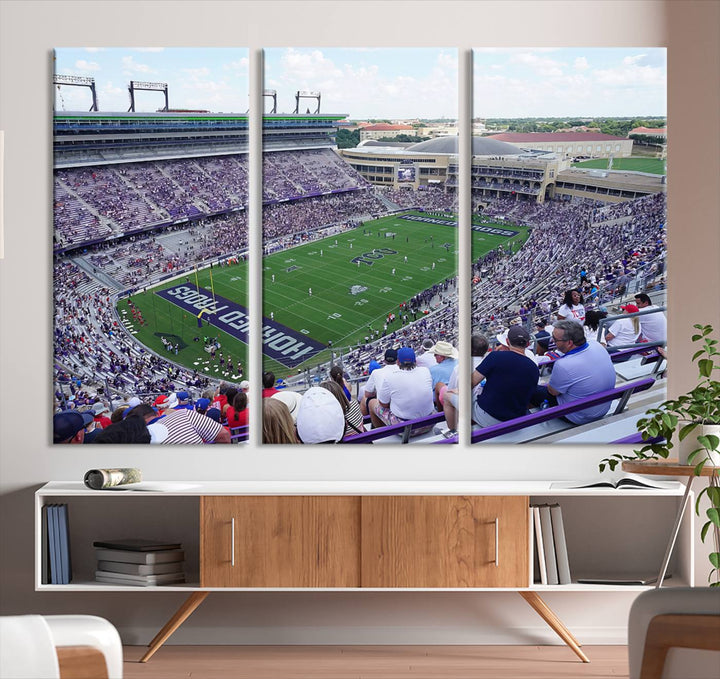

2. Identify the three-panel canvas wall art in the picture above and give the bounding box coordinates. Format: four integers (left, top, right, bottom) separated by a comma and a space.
52, 47, 667, 445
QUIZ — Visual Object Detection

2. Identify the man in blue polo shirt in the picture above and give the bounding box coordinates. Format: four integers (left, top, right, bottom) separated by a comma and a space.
541, 319, 616, 424
472, 326, 539, 427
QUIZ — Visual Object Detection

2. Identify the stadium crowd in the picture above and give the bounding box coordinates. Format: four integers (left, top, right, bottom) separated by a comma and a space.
52, 138, 666, 444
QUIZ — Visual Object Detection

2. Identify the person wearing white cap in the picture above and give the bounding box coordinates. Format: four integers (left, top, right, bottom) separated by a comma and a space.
296, 387, 346, 444
91, 402, 112, 429
271, 390, 303, 423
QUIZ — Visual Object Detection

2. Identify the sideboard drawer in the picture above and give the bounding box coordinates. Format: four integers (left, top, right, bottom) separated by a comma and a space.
361, 496, 529, 588
200, 496, 361, 587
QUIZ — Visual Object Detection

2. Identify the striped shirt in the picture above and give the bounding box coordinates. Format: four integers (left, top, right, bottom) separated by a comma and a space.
160, 408, 224, 445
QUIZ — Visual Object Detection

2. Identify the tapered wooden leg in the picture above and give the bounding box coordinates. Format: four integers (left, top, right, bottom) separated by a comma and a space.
139, 591, 210, 663
518, 591, 590, 663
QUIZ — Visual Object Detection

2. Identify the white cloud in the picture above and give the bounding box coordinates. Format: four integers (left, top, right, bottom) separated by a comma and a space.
623, 54, 647, 65
509, 52, 566, 77
182, 67, 211, 78
134, 48, 165, 53
224, 58, 249, 74
121, 56, 155, 76
75, 60, 100, 72
594, 62, 665, 88
574, 57, 589, 70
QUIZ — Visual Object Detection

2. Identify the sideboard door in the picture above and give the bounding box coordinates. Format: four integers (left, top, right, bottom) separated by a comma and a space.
201, 496, 361, 587
361, 496, 529, 588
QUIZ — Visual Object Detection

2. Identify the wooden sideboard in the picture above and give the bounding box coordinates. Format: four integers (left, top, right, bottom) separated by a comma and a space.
35, 481, 692, 664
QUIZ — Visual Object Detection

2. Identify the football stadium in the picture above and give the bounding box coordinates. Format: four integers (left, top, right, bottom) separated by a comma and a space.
52, 87, 667, 446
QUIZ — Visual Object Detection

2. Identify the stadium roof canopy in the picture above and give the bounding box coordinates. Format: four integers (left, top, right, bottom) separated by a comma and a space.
406, 136, 523, 155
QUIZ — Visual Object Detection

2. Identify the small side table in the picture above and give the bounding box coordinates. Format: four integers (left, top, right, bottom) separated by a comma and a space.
622, 460, 719, 587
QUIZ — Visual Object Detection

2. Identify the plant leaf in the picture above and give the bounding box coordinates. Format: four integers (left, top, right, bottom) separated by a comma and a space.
708, 507, 720, 528
679, 423, 699, 441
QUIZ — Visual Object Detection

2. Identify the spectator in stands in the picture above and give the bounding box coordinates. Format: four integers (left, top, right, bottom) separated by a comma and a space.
361, 348, 399, 416
225, 392, 248, 429
92, 402, 112, 430
604, 304, 641, 350
173, 391, 193, 410
210, 383, 231, 413
159, 407, 231, 444
371, 347, 434, 429
415, 338, 437, 369
442, 334, 489, 434
123, 404, 168, 444
262, 372, 279, 398
584, 309, 608, 344
271, 390, 303, 423
195, 397, 211, 415
533, 319, 616, 425
329, 364, 352, 401
53, 410, 94, 444
533, 321, 552, 356
296, 386, 346, 444
633, 292, 667, 343
110, 405, 130, 423
94, 416, 152, 444
320, 380, 365, 438
428, 341, 459, 403
557, 289, 586, 325
263, 398, 299, 444
472, 326, 539, 428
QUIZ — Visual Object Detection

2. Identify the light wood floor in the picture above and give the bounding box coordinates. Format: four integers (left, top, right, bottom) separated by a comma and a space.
123, 645, 630, 678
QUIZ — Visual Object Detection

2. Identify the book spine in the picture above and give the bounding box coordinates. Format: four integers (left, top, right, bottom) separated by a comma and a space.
49, 505, 61, 585
94, 548, 185, 564
58, 504, 71, 585
97, 560, 185, 575
532, 506, 547, 585
550, 504, 572, 585
41, 504, 49, 585
539, 505, 559, 586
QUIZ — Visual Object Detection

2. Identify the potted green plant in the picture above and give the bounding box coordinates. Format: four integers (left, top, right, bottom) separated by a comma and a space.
600, 324, 720, 586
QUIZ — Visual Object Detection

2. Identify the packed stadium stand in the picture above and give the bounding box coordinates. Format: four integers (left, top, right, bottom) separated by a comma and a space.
53, 110, 667, 445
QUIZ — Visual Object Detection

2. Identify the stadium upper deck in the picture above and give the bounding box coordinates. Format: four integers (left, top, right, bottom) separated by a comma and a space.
54, 111, 348, 167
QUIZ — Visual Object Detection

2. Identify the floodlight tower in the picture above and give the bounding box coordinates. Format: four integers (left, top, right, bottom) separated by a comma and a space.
293, 91, 321, 114
53, 75, 99, 111
128, 81, 169, 112
263, 90, 277, 114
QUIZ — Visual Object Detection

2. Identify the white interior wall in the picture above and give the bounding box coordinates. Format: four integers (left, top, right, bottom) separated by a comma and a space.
1, 0, 719, 646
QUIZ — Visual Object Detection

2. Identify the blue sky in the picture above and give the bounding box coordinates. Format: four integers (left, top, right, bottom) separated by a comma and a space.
54, 48, 249, 113
53, 47, 666, 120
263, 48, 458, 119
473, 48, 667, 118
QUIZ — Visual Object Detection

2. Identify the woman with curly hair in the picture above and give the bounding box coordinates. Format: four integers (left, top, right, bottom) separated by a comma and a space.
557, 288, 585, 325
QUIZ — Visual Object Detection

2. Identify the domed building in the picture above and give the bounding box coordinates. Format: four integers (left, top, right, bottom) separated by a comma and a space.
338, 134, 558, 202
338, 134, 664, 205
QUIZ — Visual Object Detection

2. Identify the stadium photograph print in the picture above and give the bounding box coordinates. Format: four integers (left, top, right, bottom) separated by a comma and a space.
468, 47, 667, 446
261, 47, 460, 444
52, 47, 250, 445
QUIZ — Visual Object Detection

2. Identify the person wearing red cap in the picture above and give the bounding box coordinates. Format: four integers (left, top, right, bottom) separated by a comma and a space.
605, 304, 640, 349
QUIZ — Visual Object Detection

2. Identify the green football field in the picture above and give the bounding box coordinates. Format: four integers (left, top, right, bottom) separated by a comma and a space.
121, 211, 529, 380
572, 157, 666, 174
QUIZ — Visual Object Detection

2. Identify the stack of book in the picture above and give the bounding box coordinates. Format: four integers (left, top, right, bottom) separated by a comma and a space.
531, 503, 571, 586
93, 538, 185, 586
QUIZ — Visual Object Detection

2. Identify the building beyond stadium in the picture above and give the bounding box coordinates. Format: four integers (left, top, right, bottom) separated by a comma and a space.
339, 135, 665, 205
